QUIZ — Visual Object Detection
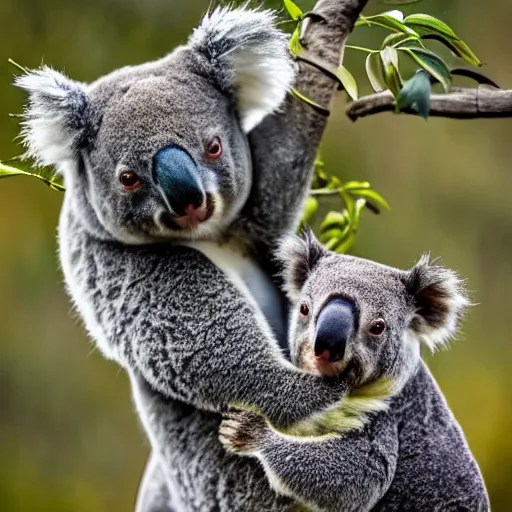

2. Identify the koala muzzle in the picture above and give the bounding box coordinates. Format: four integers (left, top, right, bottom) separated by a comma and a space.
153, 145, 205, 218
314, 298, 356, 363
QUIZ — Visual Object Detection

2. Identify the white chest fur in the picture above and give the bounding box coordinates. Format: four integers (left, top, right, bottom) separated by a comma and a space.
182, 240, 287, 346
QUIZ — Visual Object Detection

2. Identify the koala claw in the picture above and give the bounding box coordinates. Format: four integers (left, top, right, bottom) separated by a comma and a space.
219, 408, 270, 456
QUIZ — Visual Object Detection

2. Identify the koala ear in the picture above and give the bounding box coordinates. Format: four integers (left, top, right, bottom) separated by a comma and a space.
188, 6, 294, 133
406, 254, 470, 351
276, 228, 328, 302
14, 66, 89, 170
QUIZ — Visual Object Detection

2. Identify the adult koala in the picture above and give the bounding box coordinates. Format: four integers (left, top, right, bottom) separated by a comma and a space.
15, 0, 368, 510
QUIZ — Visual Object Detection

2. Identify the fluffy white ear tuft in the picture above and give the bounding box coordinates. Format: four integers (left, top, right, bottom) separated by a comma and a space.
188, 6, 295, 133
14, 66, 88, 169
275, 228, 327, 302
406, 254, 471, 351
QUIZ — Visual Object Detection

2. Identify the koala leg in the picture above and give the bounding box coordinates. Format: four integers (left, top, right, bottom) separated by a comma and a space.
135, 453, 174, 512
219, 408, 399, 512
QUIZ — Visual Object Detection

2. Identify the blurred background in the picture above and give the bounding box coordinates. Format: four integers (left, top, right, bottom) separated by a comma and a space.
0, 0, 511, 510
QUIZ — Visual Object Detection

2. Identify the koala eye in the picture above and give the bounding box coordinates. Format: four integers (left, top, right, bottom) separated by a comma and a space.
299, 303, 309, 317
119, 171, 142, 190
369, 319, 386, 336
205, 137, 222, 160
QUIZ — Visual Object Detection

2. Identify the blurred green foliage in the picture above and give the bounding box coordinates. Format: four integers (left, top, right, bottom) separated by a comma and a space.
1, 0, 511, 510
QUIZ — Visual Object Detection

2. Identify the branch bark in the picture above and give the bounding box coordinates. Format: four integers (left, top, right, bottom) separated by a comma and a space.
346, 87, 512, 121
298, 0, 370, 111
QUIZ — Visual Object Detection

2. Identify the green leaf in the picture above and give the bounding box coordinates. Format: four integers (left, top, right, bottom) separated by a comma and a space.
357, 13, 417, 36
289, 24, 302, 55
320, 227, 344, 244
352, 198, 367, 229
324, 236, 342, 251
404, 13, 456, 39
8, 58, 30, 74
450, 68, 500, 88
398, 47, 451, 92
393, 35, 425, 49
320, 210, 350, 233
337, 65, 358, 101
404, 14, 482, 67
290, 88, 330, 116
283, 0, 303, 21
380, 46, 402, 96
349, 188, 391, 210
0, 161, 65, 192
381, 32, 411, 49
344, 181, 371, 190
333, 232, 355, 254
302, 196, 319, 224
396, 70, 431, 119
365, 53, 386, 92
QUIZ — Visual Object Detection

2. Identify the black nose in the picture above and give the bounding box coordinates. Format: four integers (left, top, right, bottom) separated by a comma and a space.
153, 145, 204, 216
314, 298, 356, 363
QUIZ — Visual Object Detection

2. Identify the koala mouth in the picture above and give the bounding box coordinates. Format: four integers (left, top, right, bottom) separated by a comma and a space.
297, 340, 348, 377
160, 194, 215, 231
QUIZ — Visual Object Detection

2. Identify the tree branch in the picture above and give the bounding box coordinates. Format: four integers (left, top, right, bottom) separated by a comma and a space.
346, 87, 512, 121
297, 0, 370, 110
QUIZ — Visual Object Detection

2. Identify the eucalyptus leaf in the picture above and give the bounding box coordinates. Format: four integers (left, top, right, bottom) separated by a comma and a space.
399, 47, 451, 92
450, 68, 500, 88
357, 13, 417, 36
404, 14, 482, 67
349, 188, 391, 210
352, 198, 367, 229
289, 24, 302, 55
325, 236, 342, 251
344, 181, 371, 190
420, 34, 482, 68
383, 10, 404, 22
333, 232, 356, 254
365, 53, 386, 92
380, 46, 402, 96
337, 65, 359, 100
381, 32, 412, 49
0, 161, 65, 192
302, 196, 319, 224
320, 210, 350, 232
8, 58, 30, 74
283, 0, 303, 21
396, 70, 431, 119
290, 88, 329, 116
320, 227, 345, 244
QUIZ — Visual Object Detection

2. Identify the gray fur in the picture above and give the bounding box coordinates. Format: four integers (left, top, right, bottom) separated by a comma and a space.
15, 4, 353, 511
220, 231, 489, 511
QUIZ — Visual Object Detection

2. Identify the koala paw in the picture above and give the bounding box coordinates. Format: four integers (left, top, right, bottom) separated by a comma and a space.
219, 407, 270, 456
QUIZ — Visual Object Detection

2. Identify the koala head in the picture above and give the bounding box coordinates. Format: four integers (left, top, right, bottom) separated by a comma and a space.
277, 230, 469, 390
15, 7, 294, 243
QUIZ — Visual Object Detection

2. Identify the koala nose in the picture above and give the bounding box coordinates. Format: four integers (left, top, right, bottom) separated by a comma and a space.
314, 298, 356, 363
153, 145, 205, 216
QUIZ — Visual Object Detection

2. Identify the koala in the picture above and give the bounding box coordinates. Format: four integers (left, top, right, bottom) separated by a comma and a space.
15, 4, 359, 511
220, 230, 490, 512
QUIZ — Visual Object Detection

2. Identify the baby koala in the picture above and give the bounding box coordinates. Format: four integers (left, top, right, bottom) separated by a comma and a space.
220, 230, 489, 512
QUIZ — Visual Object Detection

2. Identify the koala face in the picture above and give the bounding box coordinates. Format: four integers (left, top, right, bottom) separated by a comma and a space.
80, 60, 252, 243
278, 230, 469, 389
15, 7, 294, 243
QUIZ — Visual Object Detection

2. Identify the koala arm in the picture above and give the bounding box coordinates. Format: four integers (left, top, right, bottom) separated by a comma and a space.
126, 246, 354, 427
236, 0, 369, 262
68, 226, 353, 427
219, 408, 399, 512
